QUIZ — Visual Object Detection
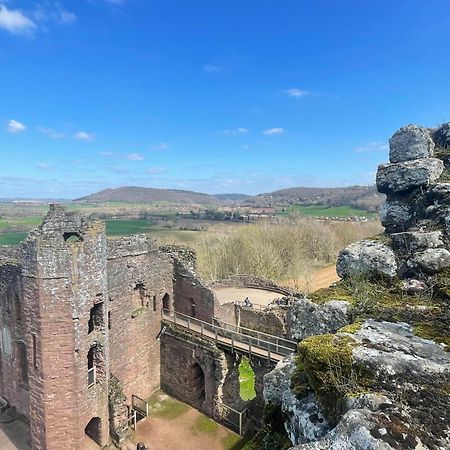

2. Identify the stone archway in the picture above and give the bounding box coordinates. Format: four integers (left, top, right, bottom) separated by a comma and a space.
85, 417, 102, 446
189, 363, 205, 403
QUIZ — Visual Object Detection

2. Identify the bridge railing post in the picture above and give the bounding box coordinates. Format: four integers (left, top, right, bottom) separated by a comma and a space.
200, 322, 204, 335
231, 334, 234, 352
268, 342, 271, 363
187, 317, 191, 329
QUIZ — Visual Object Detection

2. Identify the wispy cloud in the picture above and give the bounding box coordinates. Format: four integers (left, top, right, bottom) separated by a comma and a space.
204, 64, 220, 73
36, 162, 52, 170
222, 128, 249, 135
38, 126, 64, 139
126, 153, 144, 161
150, 142, 170, 151
0, 4, 36, 36
353, 141, 388, 153
263, 127, 285, 136
104, 0, 126, 5
7, 119, 27, 133
147, 167, 166, 174
74, 131, 95, 142
99, 151, 113, 157
33, 3, 77, 25
284, 88, 310, 98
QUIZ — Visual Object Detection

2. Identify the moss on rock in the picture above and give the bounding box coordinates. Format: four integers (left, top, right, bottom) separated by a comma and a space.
292, 334, 373, 423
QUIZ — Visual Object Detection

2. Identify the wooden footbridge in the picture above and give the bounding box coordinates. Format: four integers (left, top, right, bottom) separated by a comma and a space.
161, 309, 296, 363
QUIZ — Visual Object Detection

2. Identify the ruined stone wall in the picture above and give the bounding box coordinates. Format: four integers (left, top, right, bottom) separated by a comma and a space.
0, 253, 30, 417
21, 205, 110, 450
210, 274, 300, 297
107, 235, 174, 404
160, 324, 225, 417
173, 260, 216, 322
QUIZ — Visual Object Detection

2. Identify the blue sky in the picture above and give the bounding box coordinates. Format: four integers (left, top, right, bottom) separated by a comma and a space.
0, 0, 449, 198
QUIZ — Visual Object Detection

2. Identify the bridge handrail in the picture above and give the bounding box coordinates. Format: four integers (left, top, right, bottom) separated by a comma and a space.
161, 309, 296, 357
213, 316, 296, 349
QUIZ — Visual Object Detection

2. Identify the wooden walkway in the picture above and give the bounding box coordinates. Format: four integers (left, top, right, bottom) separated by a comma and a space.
161, 310, 296, 363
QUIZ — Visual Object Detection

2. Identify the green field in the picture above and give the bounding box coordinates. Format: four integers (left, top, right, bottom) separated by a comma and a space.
278, 204, 377, 218
0, 219, 202, 246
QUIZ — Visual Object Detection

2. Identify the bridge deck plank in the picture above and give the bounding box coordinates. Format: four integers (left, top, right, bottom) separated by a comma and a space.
162, 315, 287, 362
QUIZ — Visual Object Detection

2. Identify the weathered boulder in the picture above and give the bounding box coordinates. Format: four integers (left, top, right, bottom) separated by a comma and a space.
351, 320, 450, 376
389, 124, 435, 163
407, 248, 450, 274
376, 158, 443, 194
264, 354, 296, 405
264, 356, 331, 445
432, 122, 450, 149
290, 408, 427, 450
283, 392, 330, 445
380, 199, 413, 232
287, 298, 350, 341
336, 240, 397, 279
390, 231, 444, 255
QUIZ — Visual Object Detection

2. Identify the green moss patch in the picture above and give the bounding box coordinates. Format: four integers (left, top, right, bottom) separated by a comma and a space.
239, 357, 256, 401
292, 334, 373, 422
191, 415, 218, 435
149, 396, 190, 420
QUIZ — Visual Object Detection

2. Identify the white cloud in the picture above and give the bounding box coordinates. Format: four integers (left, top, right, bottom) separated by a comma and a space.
126, 153, 144, 161
36, 162, 51, 170
33, 3, 77, 25
222, 128, 249, 136
284, 88, 310, 98
74, 131, 95, 142
38, 126, 64, 139
7, 119, 27, 133
204, 64, 220, 73
263, 128, 285, 136
147, 167, 166, 174
150, 142, 170, 151
0, 5, 36, 35
354, 142, 388, 153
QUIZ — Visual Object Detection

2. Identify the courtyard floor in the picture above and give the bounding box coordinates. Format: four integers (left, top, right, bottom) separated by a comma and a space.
122, 390, 247, 450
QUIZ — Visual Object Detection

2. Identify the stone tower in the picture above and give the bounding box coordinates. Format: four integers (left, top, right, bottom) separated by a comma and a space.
21, 205, 109, 449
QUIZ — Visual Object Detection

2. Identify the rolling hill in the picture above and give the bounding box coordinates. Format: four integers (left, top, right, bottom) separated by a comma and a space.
74, 187, 219, 205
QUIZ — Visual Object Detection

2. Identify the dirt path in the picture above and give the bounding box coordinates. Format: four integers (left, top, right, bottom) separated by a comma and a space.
283, 265, 339, 293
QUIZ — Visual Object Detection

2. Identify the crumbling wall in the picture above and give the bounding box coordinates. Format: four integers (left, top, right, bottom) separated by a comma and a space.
173, 260, 216, 322
0, 252, 29, 417
160, 323, 225, 417
107, 235, 174, 403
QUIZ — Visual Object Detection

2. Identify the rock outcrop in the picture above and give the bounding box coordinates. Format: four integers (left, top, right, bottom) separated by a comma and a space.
259, 122, 450, 450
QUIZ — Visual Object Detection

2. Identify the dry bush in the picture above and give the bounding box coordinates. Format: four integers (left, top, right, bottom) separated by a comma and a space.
194, 218, 381, 282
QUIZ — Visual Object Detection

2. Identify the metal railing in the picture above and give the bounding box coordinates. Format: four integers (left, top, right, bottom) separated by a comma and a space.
213, 317, 296, 352
214, 401, 248, 435
161, 309, 296, 361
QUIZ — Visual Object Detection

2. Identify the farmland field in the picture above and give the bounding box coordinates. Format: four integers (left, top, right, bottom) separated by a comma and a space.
278, 204, 377, 218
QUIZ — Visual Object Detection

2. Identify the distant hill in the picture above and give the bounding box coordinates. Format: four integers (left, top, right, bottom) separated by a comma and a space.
212, 193, 252, 202
74, 185, 384, 213
244, 186, 383, 213
74, 187, 219, 205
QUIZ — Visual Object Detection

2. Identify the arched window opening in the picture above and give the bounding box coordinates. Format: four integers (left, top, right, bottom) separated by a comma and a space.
190, 298, 196, 318
17, 342, 28, 386
162, 293, 171, 312
87, 347, 96, 387
88, 303, 104, 334
238, 357, 256, 401
85, 417, 102, 446
63, 232, 82, 243
133, 283, 146, 307
190, 363, 205, 403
